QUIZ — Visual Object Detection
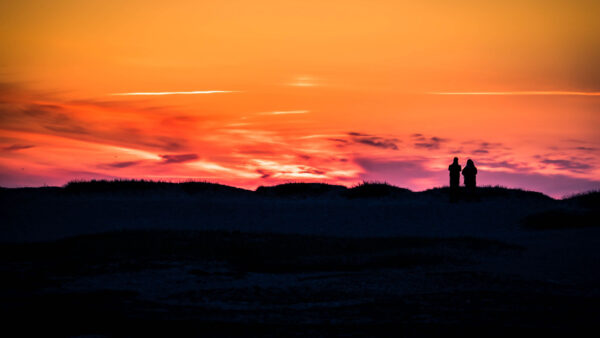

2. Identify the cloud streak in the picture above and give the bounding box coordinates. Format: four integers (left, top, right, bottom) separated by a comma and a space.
348, 132, 399, 150
412, 135, 446, 150
111, 90, 238, 96
102, 161, 142, 169
160, 154, 199, 164
2, 144, 35, 151
260, 110, 309, 115
541, 159, 593, 172
0, 102, 189, 152
288, 76, 318, 87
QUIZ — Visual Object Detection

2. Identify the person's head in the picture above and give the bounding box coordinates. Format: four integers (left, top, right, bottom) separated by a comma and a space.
453, 157, 459, 164
467, 159, 474, 166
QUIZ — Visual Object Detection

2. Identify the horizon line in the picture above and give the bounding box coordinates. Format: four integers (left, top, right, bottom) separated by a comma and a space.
1, 179, 593, 200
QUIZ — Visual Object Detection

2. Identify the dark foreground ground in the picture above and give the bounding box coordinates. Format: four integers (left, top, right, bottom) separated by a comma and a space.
1, 230, 599, 337
1, 183, 599, 337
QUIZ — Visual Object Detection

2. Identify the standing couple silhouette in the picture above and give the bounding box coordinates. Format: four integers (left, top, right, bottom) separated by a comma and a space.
448, 157, 477, 201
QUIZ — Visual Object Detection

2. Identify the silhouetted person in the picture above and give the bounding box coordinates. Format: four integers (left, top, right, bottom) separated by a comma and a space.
448, 157, 461, 188
448, 157, 461, 201
462, 159, 478, 199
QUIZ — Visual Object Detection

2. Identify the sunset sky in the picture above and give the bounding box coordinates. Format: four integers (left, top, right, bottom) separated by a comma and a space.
1, 0, 599, 197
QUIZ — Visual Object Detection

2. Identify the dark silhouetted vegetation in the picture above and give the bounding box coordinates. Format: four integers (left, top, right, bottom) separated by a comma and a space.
63, 179, 252, 195
343, 181, 412, 199
2, 180, 574, 203
564, 190, 600, 210
423, 185, 553, 201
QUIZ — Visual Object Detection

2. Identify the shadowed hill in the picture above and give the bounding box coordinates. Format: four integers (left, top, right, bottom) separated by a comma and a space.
0, 230, 519, 275
0, 180, 581, 201
423, 186, 554, 201
255, 182, 415, 198
63, 179, 253, 196
252, 182, 560, 201
520, 190, 599, 230
1, 180, 599, 243
564, 190, 600, 210
2, 181, 599, 336
343, 182, 413, 199
2, 180, 591, 202
256, 182, 347, 197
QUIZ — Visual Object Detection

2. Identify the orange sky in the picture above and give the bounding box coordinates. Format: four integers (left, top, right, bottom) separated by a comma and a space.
1, 0, 599, 197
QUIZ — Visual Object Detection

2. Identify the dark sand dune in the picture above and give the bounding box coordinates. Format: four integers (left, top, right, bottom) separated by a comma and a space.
1, 181, 599, 336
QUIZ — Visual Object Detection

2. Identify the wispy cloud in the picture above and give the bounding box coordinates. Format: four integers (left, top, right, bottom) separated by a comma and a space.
186, 161, 261, 179
0, 102, 189, 152
101, 160, 143, 169
477, 159, 528, 171
541, 158, 593, 172
160, 154, 199, 164
111, 90, 238, 96
428, 91, 600, 96
299, 134, 345, 140
347, 132, 399, 150
260, 110, 309, 115
251, 159, 328, 179
412, 134, 446, 150
288, 76, 318, 87
2, 144, 35, 151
